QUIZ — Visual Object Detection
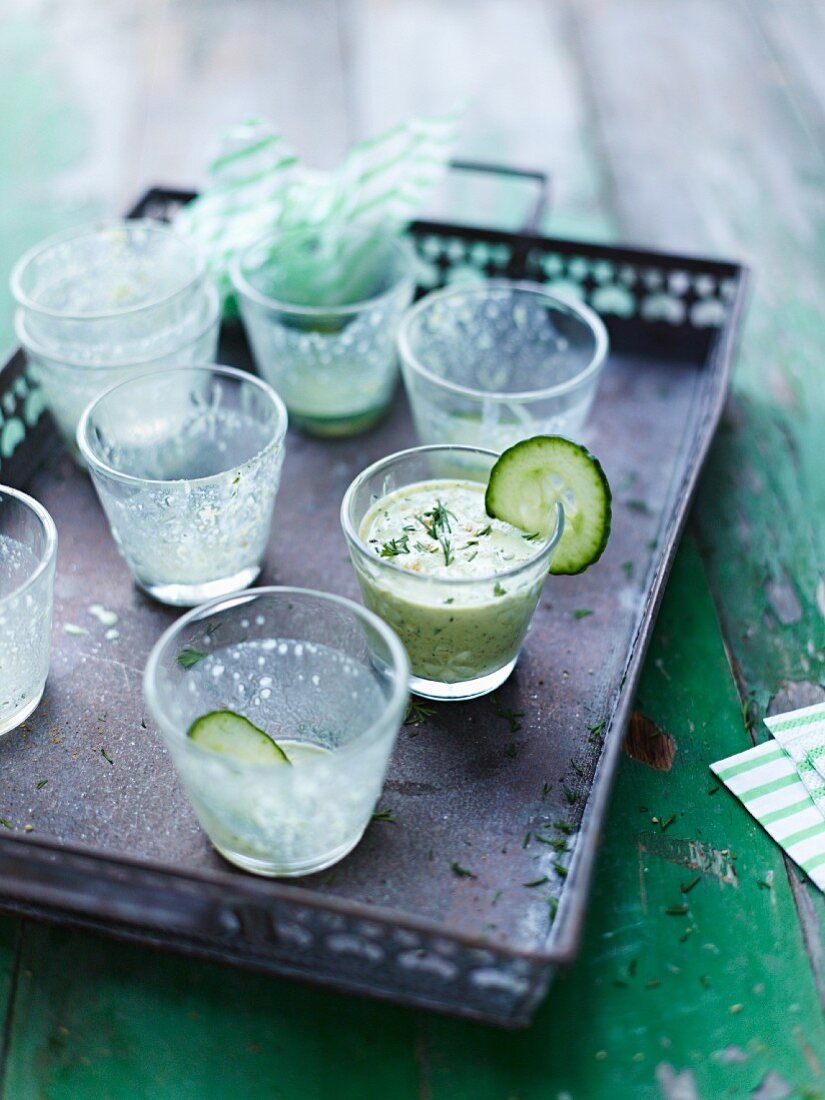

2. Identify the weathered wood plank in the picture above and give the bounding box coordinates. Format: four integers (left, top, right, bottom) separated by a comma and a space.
755, 0, 825, 155
568, 0, 825, 710
343, 0, 614, 238
569, 0, 825, 1029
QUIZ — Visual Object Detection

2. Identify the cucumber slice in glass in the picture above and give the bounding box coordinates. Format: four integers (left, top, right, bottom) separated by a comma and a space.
485, 435, 612, 575
187, 710, 292, 764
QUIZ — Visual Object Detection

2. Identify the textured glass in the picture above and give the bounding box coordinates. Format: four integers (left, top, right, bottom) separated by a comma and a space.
144, 588, 409, 876
0, 488, 57, 736
233, 226, 415, 437
341, 445, 562, 702
17, 284, 221, 455
398, 281, 608, 451
78, 366, 287, 607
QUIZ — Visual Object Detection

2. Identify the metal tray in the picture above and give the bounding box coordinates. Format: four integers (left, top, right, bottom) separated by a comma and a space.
0, 184, 748, 1027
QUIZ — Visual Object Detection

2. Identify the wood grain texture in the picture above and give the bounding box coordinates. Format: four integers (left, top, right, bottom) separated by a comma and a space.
569, 0, 825, 712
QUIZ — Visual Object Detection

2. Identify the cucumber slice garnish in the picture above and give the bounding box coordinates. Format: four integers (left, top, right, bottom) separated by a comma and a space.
187, 710, 292, 764
485, 435, 612, 575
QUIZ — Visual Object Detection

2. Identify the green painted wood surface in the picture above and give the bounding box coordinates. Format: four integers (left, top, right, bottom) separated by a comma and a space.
0, 0, 823, 1096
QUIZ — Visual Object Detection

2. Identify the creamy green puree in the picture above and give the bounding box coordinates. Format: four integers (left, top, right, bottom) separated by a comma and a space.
356, 479, 549, 684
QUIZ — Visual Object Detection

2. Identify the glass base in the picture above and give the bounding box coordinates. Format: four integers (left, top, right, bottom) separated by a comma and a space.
290, 404, 387, 438
139, 564, 261, 607
0, 686, 45, 737
409, 657, 518, 702
213, 827, 365, 878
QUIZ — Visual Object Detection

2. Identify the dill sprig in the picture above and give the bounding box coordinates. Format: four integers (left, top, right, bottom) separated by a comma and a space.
419, 500, 456, 566
379, 534, 411, 558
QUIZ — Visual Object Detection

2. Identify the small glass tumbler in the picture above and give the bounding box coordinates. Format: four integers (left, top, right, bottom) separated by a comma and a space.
0, 487, 57, 735
398, 281, 609, 451
16, 284, 221, 456
144, 587, 409, 876
11, 219, 207, 353
77, 365, 288, 606
341, 445, 563, 701
232, 224, 415, 437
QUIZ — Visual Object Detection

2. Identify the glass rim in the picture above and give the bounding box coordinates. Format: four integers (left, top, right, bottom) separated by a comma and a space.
0, 484, 58, 606
230, 223, 416, 318
340, 443, 564, 586
397, 279, 609, 403
10, 219, 207, 322
14, 282, 221, 370
76, 364, 288, 489
143, 585, 410, 765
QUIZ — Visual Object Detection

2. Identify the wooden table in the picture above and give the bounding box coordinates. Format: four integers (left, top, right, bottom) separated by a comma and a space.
1, 1, 823, 1094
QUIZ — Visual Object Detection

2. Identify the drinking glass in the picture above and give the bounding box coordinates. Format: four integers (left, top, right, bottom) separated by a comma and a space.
144, 587, 409, 876
11, 220, 220, 454
232, 224, 415, 437
398, 281, 608, 451
77, 366, 287, 606
0, 486, 57, 735
341, 444, 563, 701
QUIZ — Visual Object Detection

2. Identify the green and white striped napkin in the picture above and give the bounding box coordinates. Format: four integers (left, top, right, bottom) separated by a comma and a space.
711, 702, 825, 890
176, 113, 459, 312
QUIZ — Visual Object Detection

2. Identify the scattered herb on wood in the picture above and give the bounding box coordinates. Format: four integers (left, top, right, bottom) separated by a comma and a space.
451, 861, 476, 879
554, 821, 574, 835
100, 747, 113, 765
588, 720, 606, 740
177, 647, 208, 670
571, 761, 583, 777
554, 862, 568, 878
35, 779, 48, 790
563, 785, 577, 805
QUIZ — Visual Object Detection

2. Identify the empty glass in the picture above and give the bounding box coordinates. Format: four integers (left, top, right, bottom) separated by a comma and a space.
11, 220, 220, 454
398, 281, 609, 451
77, 365, 288, 606
144, 587, 409, 876
16, 285, 221, 455
232, 224, 415, 437
0, 486, 57, 735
